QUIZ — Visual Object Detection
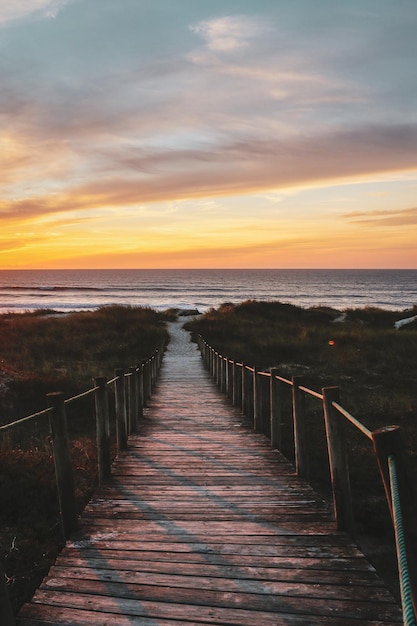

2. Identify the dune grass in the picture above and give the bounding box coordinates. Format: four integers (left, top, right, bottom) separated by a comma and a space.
185, 300, 417, 429
0, 305, 170, 612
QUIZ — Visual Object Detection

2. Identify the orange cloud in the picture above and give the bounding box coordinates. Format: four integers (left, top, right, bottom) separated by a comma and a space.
2, 124, 417, 226
344, 207, 417, 226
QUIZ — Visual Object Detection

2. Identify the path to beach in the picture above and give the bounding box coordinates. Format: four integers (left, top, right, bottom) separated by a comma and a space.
18, 321, 402, 625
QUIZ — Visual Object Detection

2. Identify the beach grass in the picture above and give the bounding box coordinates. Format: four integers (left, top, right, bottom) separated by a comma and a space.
185, 300, 417, 429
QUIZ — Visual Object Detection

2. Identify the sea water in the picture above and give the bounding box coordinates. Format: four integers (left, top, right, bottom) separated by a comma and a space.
0, 269, 416, 314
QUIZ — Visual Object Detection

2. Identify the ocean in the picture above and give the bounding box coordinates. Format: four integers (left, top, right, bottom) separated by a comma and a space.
0, 269, 416, 314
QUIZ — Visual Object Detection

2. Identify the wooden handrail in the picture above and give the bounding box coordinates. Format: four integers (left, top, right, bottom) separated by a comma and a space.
196, 333, 416, 614
1, 343, 165, 618
0, 345, 164, 538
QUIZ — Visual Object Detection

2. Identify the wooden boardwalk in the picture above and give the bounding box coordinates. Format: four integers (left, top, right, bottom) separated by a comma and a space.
18, 322, 402, 625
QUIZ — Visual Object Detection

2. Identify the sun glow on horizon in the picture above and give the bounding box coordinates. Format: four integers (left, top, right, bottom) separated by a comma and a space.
1, 177, 416, 270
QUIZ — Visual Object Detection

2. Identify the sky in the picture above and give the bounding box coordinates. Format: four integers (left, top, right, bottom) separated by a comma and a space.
1, 0, 416, 269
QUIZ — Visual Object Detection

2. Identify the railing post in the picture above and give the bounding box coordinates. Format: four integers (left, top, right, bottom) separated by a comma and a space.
242, 363, 249, 417
135, 364, 144, 422
248, 368, 255, 423
0, 562, 15, 626
270, 368, 282, 449
241, 364, 247, 416
115, 369, 128, 451
152, 352, 157, 389
203, 340, 208, 367
223, 357, 228, 394
220, 357, 226, 393
253, 368, 261, 431
151, 356, 156, 392
148, 358, 153, 398
147, 358, 152, 400
322, 386, 355, 535
94, 376, 111, 483
227, 359, 234, 400
292, 376, 309, 480
146, 358, 152, 399
142, 359, 151, 406
215, 353, 220, 387
223, 357, 228, 395
47, 392, 79, 539
219, 354, 223, 389
232, 362, 240, 407
372, 425, 417, 617
128, 366, 137, 434
199, 338, 206, 367
261, 374, 271, 438
140, 360, 147, 407
149, 356, 153, 393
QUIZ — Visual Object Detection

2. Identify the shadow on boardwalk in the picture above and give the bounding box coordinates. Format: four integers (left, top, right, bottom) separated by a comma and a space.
18, 322, 402, 625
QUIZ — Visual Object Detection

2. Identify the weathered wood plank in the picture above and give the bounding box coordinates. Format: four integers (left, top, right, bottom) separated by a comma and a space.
68, 529, 357, 546
65, 538, 365, 558
19, 590, 402, 625
18, 603, 402, 626
36, 578, 401, 620
47, 566, 395, 602
78, 517, 345, 534
51, 556, 388, 587
53, 547, 379, 571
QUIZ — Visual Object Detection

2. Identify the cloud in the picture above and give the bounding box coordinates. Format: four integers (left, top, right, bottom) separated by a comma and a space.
0, 1, 72, 24
344, 207, 417, 227
1, 5, 416, 238
88, 122, 417, 196
190, 15, 270, 52
2, 122, 417, 227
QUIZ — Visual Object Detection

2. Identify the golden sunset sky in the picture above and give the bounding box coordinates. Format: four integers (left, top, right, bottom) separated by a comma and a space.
1, 1, 416, 269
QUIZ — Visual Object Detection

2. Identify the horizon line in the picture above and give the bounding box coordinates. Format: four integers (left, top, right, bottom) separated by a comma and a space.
0, 267, 416, 272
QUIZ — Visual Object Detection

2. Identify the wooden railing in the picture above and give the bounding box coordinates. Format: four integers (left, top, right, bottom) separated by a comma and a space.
197, 335, 417, 624
0, 343, 165, 624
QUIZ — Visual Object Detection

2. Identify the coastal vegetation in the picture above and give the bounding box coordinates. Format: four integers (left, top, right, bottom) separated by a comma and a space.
185, 300, 417, 432
185, 300, 417, 593
0, 305, 169, 612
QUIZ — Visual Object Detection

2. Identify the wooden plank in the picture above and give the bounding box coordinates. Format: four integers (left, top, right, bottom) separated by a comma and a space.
47, 566, 396, 602
19, 590, 402, 625
52, 556, 388, 587
18, 603, 402, 626
78, 517, 341, 534
64, 539, 366, 559
53, 548, 379, 571
35, 578, 401, 620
